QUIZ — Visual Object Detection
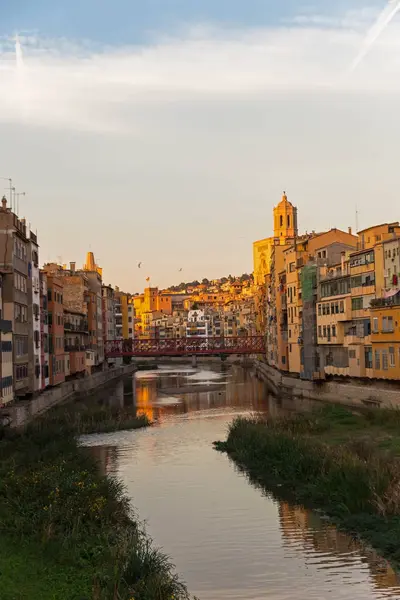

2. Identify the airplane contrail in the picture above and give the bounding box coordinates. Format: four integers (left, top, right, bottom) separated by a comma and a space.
350, 0, 400, 72
15, 34, 24, 69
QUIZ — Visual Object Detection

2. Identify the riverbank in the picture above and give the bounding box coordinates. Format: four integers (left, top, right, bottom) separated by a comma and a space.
2, 363, 137, 429
0, 406, 193, 600
215, 405, 400, 568
255, 359, 400, 409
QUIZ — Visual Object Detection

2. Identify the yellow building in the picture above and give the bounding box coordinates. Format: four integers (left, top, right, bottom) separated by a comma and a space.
371, 299, 400, 380
273, 192, 298, 243
253, 238, 274, 287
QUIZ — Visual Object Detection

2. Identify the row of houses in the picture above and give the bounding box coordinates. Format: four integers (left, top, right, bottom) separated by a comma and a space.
133, 285, 256, 339
255, 192, 400, 381
0, 195, 134, 406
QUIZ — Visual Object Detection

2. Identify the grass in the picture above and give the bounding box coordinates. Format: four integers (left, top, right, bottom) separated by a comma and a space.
0, 406, 193, 600
37, 402, 152, 435
215, 404, 400, 568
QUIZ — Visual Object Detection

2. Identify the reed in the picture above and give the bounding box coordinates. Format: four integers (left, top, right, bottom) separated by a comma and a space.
0, 407, 191, 600
215, 405, 400, 567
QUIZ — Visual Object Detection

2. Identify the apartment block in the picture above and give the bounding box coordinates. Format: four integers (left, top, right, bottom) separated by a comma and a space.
39, 271, 50, 389
47, 275, 65, 386
0, 272, 13, 404
28, 231, 41, 393
0, 198, 31, 395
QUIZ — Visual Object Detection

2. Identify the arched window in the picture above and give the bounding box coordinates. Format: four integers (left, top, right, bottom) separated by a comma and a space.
280, 215, 283, 227
287, 215, 290, 228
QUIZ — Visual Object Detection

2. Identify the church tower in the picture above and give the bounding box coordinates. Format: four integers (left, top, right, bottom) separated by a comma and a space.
273, 192, 298, 244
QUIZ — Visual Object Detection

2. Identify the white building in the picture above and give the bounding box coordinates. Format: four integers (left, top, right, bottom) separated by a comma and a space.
186, 309, 210, 337
29, 232, 42, 394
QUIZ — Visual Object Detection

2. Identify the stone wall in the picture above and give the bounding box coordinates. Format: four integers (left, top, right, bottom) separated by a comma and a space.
5, 363, 136, 428
255, 360, 400, 409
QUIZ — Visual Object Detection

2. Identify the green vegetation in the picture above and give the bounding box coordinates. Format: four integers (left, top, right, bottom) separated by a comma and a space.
40, 402, 151, 434
0, 406, 192, 600
215, 405, 400, 567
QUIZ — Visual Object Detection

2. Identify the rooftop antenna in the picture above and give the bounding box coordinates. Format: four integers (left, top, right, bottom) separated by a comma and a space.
355, 205, 359, 233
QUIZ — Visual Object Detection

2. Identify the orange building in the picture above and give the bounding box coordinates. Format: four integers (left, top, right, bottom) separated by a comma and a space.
47, 275, 65, 386
371, 297, 400, 380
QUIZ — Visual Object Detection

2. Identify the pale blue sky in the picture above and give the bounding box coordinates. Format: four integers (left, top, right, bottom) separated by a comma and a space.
0, 1, 399, 291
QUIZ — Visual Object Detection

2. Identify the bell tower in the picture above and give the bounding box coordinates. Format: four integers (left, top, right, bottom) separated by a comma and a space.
273, 191, 298, 244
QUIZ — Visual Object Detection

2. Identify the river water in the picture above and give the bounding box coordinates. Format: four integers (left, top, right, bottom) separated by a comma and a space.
82, 363, 400, 600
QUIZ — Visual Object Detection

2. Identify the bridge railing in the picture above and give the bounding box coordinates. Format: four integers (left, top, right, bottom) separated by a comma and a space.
105, 336, 265, 357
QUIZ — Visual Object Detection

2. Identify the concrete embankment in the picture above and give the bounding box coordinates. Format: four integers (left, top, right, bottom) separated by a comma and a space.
255, 359, 400, 409
4, 363, 136, 428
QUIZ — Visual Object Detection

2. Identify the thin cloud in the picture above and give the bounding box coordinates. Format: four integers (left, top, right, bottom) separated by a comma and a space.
0, 8, 400, 133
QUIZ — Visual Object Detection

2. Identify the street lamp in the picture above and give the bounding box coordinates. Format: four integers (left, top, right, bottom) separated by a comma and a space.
0, 177, 12, 211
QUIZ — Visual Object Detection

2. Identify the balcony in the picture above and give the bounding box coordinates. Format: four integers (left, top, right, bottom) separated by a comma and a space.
64, 321, 88, 333
65, 344, 86, 352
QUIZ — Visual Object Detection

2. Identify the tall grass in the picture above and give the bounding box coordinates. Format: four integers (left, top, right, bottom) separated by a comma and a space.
215, 406, 400, 567
0, 409, 191, 600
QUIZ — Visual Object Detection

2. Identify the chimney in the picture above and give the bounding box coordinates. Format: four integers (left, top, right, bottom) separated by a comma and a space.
70, 261, 76, 272
348, 227, 352, 235
1, 196, 7, 211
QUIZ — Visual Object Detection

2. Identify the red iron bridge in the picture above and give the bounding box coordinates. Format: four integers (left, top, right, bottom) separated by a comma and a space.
105, 336, 265, 358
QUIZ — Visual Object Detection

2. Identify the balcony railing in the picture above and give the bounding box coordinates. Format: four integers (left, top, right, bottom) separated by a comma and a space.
64, 344, 87, 352
64, 321, 88, 332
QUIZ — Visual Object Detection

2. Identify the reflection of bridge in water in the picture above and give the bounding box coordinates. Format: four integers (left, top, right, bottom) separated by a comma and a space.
105, 336, 265, 358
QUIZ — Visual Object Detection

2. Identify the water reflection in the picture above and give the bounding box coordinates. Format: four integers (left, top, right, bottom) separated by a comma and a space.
82, 364, 400, 600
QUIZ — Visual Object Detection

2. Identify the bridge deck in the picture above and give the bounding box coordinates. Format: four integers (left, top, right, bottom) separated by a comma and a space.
105, 336, 265, 357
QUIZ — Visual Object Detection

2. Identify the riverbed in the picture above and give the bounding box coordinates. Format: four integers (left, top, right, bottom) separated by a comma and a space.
82, 363, 400, 599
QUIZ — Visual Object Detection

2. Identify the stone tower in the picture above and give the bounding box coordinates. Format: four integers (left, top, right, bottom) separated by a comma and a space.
273, 192, 298, 244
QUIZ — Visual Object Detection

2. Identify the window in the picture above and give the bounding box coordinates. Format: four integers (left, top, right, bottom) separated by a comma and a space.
340, 301, 344, 313
318, 326, 322, 337
372, 317, 379, 333
349, 349, 356, 359
350, 250, 374, 267
389, 347, 395, 368
382, 316, 394, 332
289, 343, 292, 353
326, 304, 330, 315
280, 215, 283, 227
331, 303, 335, 314
322, 304, 326, 315
289, 262, 296, 272
332, 325, 336, 338
15, 364, 28, 380
323, 326, 327, 337
318, 304, 321, 316
322, 250, 326, 259
351, 297, 363, 311
365, 346, 373, 369
375, 350, 381, 370
48, 289, 52, 301
294, 286, 296, 297
327, 326, 331, 340
335, 302, 339, 314
382, 350, 388, 371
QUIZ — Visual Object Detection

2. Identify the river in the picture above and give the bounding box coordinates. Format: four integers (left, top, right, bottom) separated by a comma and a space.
82, 363, 400, 600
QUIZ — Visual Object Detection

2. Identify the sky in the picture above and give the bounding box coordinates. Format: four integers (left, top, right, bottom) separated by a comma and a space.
0, 1, 400, 291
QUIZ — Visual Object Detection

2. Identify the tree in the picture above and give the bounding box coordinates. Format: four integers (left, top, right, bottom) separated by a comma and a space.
202, 278, 210, 285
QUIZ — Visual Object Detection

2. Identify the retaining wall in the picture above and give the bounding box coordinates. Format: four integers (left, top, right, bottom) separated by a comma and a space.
255, 360, 400, 409
5, 363, 136, 428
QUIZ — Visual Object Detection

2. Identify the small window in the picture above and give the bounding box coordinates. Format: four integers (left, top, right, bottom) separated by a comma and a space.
280, 215, 283, 227
382, 350, 388, 371
332, 325, 336, 338
318, 304, 321, 316
372, 317, 379, 333
375, 350, 381, 370
389, 347, 395, 368
340, 301, 344, 313
318, 326, 322, 337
